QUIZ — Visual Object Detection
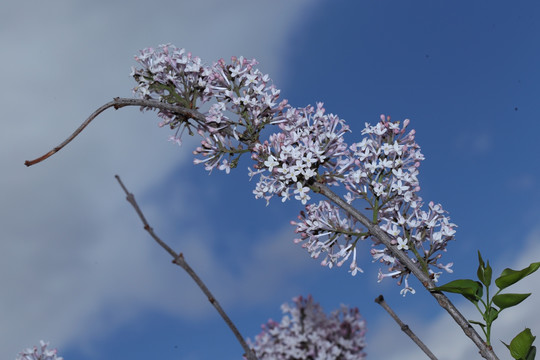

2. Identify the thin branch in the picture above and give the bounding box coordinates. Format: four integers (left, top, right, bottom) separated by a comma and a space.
313, 182, 499, 360
24, 98, 206, 167
375, 295, 438, 360
114, 175, 258, 360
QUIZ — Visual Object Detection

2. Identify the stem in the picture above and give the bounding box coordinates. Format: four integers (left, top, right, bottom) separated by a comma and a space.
485, 285, 492, 345
24, 98, 207, 167
473, 302, 488, 338
115, 175, 258, 360
313, 182, 499, 360
372, 197, 379, 224
375, 295, 438, 360
408, 243, 430, 275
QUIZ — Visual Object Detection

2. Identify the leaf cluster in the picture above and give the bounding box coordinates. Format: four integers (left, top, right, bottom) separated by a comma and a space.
432, 251, 539, 359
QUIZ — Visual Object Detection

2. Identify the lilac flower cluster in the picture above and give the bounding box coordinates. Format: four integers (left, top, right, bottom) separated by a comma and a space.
132, 46, 456, 294
291, 200, 366, 276
132, 44, 286, 173
248, 295, 366, 360
132, 45, 211, 127
348, 117, 455, 292
290, 117, 456, 295
250, 102, 350, 204
16, 341, 63, 360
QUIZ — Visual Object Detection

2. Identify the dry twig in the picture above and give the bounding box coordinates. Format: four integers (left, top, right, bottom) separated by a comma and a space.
375, 295, 438, 360
24, 98, 206, 167
115, 175, 258, 360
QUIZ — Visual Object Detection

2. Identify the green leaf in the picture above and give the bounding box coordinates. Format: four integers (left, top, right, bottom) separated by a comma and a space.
476, 251, 492, 287
469, 319, 486, 328
493, 293, 531, 311
503, 328, 536, 359
495, 262, 540, 290
525, 346, 536, 360
477, 251, 493, 287
432, 279, 483, 302
485, 261, 493, 287
483, 306, 499, 323
478, 250, 485, 268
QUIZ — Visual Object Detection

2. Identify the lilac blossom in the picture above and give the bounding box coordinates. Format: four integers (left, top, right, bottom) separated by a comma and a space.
132, 46, 457, 294
248, 295, 366, 360
250, 103, 351, 205
16, 341, 63, 360
291, 200, 366, 277
290, 116, 456, 295
346, 117, 455, 294
132, 44, 286, 173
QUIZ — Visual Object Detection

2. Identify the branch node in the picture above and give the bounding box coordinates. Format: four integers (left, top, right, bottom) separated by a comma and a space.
173, 253, 184, 264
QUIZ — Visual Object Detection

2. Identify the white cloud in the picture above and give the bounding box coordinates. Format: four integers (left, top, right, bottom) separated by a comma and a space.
0, 0, 316, 357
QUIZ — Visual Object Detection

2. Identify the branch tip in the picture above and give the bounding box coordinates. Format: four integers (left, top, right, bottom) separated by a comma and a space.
24, 98, 205, 167
375, 294, 438, 359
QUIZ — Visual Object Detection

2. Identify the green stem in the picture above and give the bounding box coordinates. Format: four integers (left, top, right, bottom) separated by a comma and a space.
485, 285, 492, 345
372, 197, 379, 224
408, 244, 430, 275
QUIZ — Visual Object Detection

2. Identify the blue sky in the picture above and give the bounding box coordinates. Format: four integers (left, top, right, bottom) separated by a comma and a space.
2, 1, 540, 359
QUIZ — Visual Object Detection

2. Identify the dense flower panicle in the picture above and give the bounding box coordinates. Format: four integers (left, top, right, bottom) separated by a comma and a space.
291, 201, 365, 276
347, 117, 455, 294
16, 341, 63, 360
132, 44, 286, 173
132, 45, 212, 126
133, 45, 457, 293
248, 295, 366, 360
291, 116, 456, 295
250, 103, 351, 205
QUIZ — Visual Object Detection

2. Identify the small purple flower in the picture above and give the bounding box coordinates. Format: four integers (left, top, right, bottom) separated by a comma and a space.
248, 295, 367, 360
16, 341, 63, 360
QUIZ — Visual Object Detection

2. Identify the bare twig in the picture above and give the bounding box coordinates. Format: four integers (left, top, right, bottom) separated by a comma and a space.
24, 98, 206, 167
313, 182, 499, 360
375, 295, 438, 360
115, 175, 258, 360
